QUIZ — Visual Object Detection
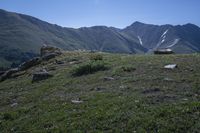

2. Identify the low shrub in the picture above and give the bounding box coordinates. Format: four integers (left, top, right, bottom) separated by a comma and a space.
72, 61, 108, 76
2, 112, 17, 120
112, 65, 136, 76
121, 65, 136, 72
90, 54, 103, 61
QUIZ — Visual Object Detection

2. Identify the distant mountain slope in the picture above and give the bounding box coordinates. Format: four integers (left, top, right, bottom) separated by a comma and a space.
123, 22, 200, 53
0, 9, 200, 68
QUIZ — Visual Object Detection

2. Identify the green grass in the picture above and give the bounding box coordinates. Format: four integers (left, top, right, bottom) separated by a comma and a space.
0, 52, 200, 132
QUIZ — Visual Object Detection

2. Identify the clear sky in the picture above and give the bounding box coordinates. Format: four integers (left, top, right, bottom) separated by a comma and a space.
0, 0, 199, 28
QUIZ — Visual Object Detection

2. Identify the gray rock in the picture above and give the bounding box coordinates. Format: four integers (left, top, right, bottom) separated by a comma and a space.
19, 57, 41, 71
55, 60, 64, 64
10, 103, 18, 107
69, 61, 79, 65
164, 77, 174, 81
32, 71, 53, 83
42, 53, 57, 61
0, 68, 19, 82
92, 87, 106, 92
71, 99, 83, 104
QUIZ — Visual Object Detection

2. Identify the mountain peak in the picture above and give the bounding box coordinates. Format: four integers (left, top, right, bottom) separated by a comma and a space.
183, 23, 200, 28
131, 21, 145, 26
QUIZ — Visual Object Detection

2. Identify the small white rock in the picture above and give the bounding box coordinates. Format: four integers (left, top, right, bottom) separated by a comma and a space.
164, 64, 177, 69
71, 100, 83, 104
10, 103, 18, 107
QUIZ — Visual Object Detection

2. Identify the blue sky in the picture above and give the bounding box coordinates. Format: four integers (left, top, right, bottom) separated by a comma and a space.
0, 0, 200, 28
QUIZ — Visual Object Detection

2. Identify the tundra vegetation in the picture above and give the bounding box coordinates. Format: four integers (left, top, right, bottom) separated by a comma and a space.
0, 52, 200, 132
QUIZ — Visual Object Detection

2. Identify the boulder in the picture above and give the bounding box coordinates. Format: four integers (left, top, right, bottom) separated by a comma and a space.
40, 46, 62, 57
154, 49, 174, 54
19, 57, 41, 71
32, 71, 53, 83
0, 68, 19, 81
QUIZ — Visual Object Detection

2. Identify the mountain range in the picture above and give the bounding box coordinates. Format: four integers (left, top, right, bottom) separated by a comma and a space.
0, 9, 200, 68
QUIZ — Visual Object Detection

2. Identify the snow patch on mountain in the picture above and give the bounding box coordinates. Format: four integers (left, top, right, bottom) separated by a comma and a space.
137, 36, 143, 45
161, 39, 165, 43
167, 39, 180, 48
156, 30, 169, 48
161, 29, 169, 37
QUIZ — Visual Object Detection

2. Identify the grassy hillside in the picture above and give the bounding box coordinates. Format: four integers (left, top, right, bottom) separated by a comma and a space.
0, 52, 200, 132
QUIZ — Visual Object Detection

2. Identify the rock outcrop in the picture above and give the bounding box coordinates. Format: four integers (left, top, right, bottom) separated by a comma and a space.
0, 68, 19, 81
0, 46, 62, 82
19, 57, 41, 71
32, 69, 53, 83
41, 46, 62, 61
41, 46, 62, 56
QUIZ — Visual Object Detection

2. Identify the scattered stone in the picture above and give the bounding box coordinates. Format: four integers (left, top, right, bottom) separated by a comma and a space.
71, 99, 83, 104
69, 61, 79, 65
0, 68, 19, 81
104, 77, 115, 81
55, 60, 64, 64
182, 98, 188, 101
189, 68, 194, 72
142, 88, 161, 94
32, 70, 53, 83
164, 64, 177, 69
92, 87, 106, 92
119, 85, 126, 89
119, 85, 130, 90
134, 100, 140, 103
164, 77, 174, 81
10, 103, 18, 107
19, 57, 41, 71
